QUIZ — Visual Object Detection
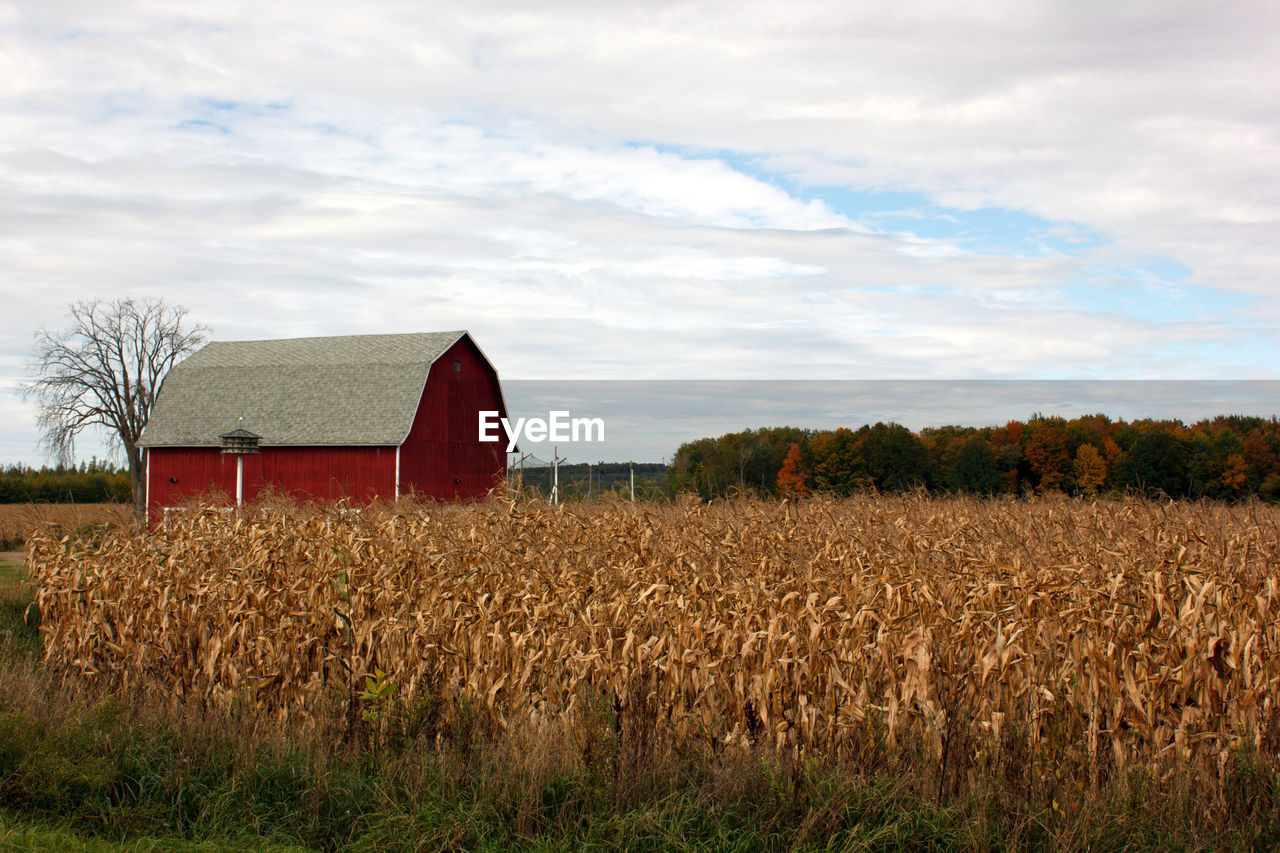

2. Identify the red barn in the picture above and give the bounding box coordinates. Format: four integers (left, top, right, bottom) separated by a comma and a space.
138, 331, 506, 517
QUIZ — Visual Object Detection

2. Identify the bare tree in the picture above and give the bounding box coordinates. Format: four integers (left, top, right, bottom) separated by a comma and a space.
23, 298, 207, 517
735, 439, 759, 489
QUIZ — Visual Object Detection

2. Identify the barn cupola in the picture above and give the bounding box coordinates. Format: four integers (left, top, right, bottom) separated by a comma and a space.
219, 428, 260, 507
219, 428, 261, 454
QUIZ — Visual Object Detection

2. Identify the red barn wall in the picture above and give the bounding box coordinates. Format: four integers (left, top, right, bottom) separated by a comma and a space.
147, 447, 237, 511
398, 336, 506, 500
249, 447, 396, 503
147, 446, 396, 516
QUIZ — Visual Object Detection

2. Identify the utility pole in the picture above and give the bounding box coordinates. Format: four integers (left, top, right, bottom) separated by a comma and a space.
511, 452, 531, 497
550, 446, 561, 505
630, 461, 635, 501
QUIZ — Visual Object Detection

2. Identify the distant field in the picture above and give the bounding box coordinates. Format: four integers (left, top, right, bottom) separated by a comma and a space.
0, 502, 135, 549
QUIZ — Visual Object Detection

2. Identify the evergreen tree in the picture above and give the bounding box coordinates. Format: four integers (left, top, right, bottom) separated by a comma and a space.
948, 435, 1000, 495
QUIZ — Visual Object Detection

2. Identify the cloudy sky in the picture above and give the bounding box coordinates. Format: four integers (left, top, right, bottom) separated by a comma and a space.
3, 1, 1279, 464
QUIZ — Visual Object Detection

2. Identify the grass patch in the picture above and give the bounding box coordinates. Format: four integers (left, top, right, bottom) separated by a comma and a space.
0, 554, 39, 665
0, 688, 1275, 852
0, 553, 24, 586
0, 810, 309, 852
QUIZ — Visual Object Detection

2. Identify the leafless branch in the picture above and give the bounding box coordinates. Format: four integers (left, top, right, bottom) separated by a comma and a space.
21, 298, 208, 514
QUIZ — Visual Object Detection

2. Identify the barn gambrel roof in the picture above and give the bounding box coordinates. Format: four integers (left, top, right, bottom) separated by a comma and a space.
139, 331, 481, 447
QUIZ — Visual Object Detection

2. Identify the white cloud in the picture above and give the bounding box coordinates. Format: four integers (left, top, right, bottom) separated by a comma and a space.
1, 0, 1278, 463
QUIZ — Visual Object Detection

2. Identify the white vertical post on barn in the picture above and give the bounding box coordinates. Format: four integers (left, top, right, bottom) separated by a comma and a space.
219, 427, 260, 511
394, 446, 401, 500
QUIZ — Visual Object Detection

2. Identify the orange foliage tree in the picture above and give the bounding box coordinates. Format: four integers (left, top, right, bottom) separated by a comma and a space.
776, 443, 810, 497
1074, 444, 1108, 496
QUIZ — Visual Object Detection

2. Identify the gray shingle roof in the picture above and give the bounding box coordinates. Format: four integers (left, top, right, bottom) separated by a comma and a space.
138, 331, 469, 447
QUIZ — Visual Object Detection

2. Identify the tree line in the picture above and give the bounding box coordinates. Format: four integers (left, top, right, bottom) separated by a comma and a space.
0, 460, 132, 504
662, 414, 1280, 501
10, 413, 1278, 505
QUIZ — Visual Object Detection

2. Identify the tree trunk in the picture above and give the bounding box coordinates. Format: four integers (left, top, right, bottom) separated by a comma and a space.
128, 445, 146, 522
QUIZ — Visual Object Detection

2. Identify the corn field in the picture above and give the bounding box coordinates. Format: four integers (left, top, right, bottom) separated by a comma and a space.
28, 494, 1280, 787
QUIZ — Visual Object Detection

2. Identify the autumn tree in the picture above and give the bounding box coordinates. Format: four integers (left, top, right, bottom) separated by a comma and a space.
666, 437, 726, 499
808, 427, 869, 494
1023, 417, 1071, 494
1222, 453, 1248, 496
665, 427, 812, 499
23, 298, 207, 517
1073, 444, 1108, 496
1243, 428, 1279, 490
920, 425, 975, 486
776, 442, 810, 497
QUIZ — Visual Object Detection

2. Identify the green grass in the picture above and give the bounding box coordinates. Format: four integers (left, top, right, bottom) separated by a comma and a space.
0, 690, 1273, 852
0, 811, 309, 852
2, 553, 1278, 852
0, 553, 24, 585
0, 553, 38, 664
